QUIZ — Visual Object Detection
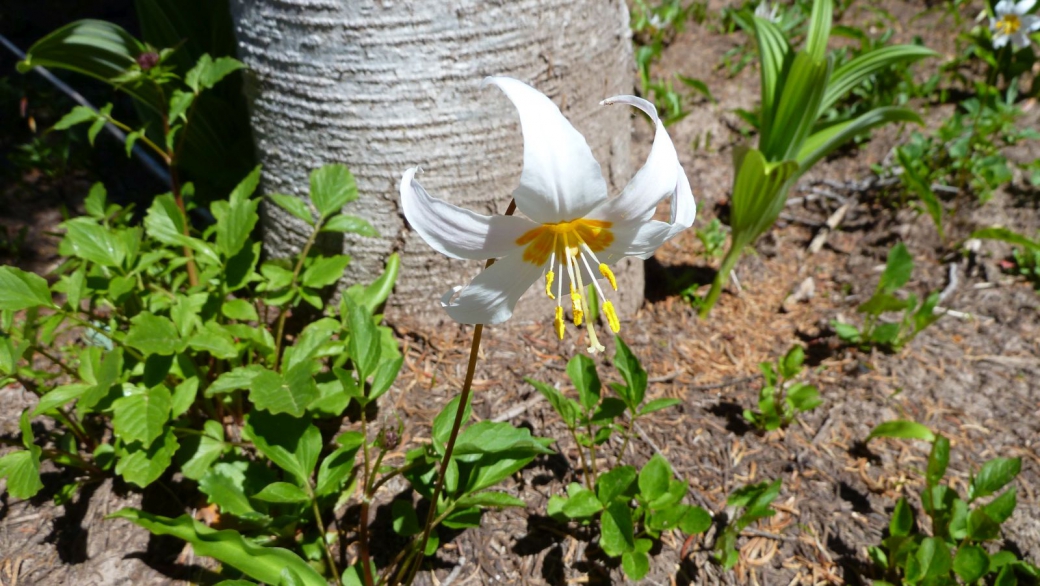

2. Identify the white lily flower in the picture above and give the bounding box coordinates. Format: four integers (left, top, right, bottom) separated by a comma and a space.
400, 76, 695, 353
754, 1, 781, 23
991, 0, 1040, 50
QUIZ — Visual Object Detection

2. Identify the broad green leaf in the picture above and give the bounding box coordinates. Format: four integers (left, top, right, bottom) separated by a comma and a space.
199, 464, 265, 518
32, 383, 90, 416
911, 537, 952, 581
177, 420, 225, 481
600, 501, 636, 557
345, 297, 380, 379
679, 506, 713, 534
54, 105, 99, 130
527, 378, 580, 428
856, 292, 909, 316
301, 255, 351, 289
621, 550, 649, 580
168, 89, 194, 122
867, 420, 935, 443
560, 488, 604, 518
143, 194, 221, 265
369, 356, 403, 403
761, 51, 831, 162
115, 428, 179, 487
314, 434, 363, 497
746, 17, 790, 147
799, 108, 923, 177
927, 435, 950, 487
253, 482, 309, 504
0, 267, 54, 310
639, 397, 681, 416
322, 214, 377, 237
779, 345, 804, 379
597, 465, 638, 505
250, 364, 318, 418
566, 354, 601, 411
613, 336, 647, 408
112, 385, 172, 445
786, 383, 822, 412
346, 253, 400, 311
453, 421, 555, 457
456, 491, 526, 509
244, 411, 321, 486
804, 0, 833, 63
729, 148, 799, 250
207, 365, 266, 397
62, 217, 126, 267
970, 227, 1040, 251
215, 165, 261, 258
110, 509, 326, 586
890, 497, 914, 537
125, 312, 181, 356
638, 454, 672, 502
188, 322, 239, 359
970, 458, 1021, 501
0, 450, 43, 499
223, 298, 259, 322
309, 164, 358, 218
878, 243, 913, 295
432, 396, 471, 453
953, 545, 989, 583
391, 500, 420, 536
822, 45, 937, 114
19, 20, 160, 113
267, 194, 314, 226
984, 487, 1017, 523
185, 54, 245, 92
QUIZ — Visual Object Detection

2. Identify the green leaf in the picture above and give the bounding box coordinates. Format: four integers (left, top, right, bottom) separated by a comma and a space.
760, 52, 831, 162
314, 434, 363, 497
452, 421, 555, 457
185, 54, 245, 92
322, 215, 377, 237
32, 384, 89, 416
621, 550, 649, 580
301, 255, 351, 289
115, 428, 179, 487
953, 545, 989, 583
345, 297, 381, 379
560, 488, 604, 519
61, 217, 126, 267
596, 465, 638, 505
912, 537, 952, 581
309, 164, 358, 218
679, 506, 713, 534
125, 312, 182, 356
456, 491, 526, 509
87, 105, 108, 146
432, 395, 471, 453
267, 194, 314, 226
600, 501, 636, 557
527, 378, 580, 428
638, 454, 672, 502
801, 108, 923, 178
889, 497, 914, 537
878, 243, 913, 295
867, 420, 935, 443
110, 509, 326, 586
970, 458, 1021, 501
368, 356, 403, 404
984, 487, 1017, 524
250, 364, 318, 418
970, 227, 1040, 251
112, 385, 172, 445
822, 45, 937, 114
177, 420, 225, 481
729, 149, 799, 251
253, 482, 310, 504
19, 21, 160, 113
639, 397, 681, 416
803, 0, 833, 63
223, 298, 259, 322
188, 322, 239, 359
346, 253, 400, 311
215, 166, 261, 258
779, 345, 804, 379
927, 435, 950, 487
54, 105, 100, 130
207, 365, 266, 397
566, 354, 601, 411
786, 383, 822, 412
746, 17, 790, 146
0, 449, 43, 499
199, 464, 265, 519
0, 266, 54, 310
856, 292, 909, 316
168, 89, 194, 122
391, 500, 421, 536
613, 336, 647, 408
244, 411, 321, 486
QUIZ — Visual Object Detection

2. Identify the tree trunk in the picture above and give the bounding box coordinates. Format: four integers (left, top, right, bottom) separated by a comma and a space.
229, 0, 641, 330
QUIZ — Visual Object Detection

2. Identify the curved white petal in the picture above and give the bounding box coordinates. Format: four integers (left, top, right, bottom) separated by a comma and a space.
400, 167, 537, 260
598, 170, 696, 263
1014, 0, 1035, 14
484, 76, 608, 224
993, 32, 1011, 47
1023, 14, 1040, 31
1012, 30, 1032, 48
996, 0, 1017, 15
588, 96, 682, 223
440, 252, 543, 324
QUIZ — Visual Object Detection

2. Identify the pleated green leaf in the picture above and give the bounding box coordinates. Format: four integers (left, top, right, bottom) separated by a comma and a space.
730, 148, 800, 250
804, 0, 834, 63
747, 17, 791, 150
798, 107, 923, 176
821, 45, 937, 114
761, 51, 832, 161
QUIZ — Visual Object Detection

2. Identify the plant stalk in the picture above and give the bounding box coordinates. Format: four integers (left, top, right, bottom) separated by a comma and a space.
359, 411, 374, 586
273, 218, 323, 369
699, 244, 743, 318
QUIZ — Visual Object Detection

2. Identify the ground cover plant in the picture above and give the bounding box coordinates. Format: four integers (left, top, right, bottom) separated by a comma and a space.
2, 0, 1039, 584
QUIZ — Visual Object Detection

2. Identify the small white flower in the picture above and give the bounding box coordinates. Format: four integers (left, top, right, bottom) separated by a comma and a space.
400, 77, 695, 353
990, 0, 1040, 50
754, 1, 781, 23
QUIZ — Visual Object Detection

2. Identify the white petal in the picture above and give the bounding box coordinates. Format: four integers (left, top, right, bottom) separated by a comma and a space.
1012, 30, 1032, 48
1014, 0, 1035, 14
599, 169, 696, 263
588, 96, 681, 223
440, 252, 543, 324
996, 0, 1016, 15
400, 167, 537, 260
484, 76, 608, 224
1024, 14, 1040, 30
993, 33, 1011, 47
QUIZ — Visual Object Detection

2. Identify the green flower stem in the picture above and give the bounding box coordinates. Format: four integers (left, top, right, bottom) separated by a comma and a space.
699, 244, 744, 318
273, 217, 324, 370
566, 425, 594, 490
359, 411, 374, 586
310, 495, 341, 586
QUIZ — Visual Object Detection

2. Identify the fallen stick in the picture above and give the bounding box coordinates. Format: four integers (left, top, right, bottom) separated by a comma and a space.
808, 199, 854, 254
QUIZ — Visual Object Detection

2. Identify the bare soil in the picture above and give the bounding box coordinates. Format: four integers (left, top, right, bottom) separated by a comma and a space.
2, 0, 1039, 585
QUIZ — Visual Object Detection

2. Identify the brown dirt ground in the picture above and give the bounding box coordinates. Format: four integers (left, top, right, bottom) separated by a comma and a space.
2, 0, 1039, 584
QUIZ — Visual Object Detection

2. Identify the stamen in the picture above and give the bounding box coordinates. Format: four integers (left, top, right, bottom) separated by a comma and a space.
569, 285, 584, 326
602, 301, 621, 333
563, 235, 583, 326
544, 270, 555, 300
553, 306, 565, 340
571, 250, 604, 354
599, 264, 617, 291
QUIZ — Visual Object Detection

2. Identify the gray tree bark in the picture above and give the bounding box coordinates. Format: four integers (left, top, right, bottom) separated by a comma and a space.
229, 0, 642, 329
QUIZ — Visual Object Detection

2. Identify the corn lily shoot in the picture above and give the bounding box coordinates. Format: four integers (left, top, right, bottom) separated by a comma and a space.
400, 76, 695, 353
990, 0, 1040, 50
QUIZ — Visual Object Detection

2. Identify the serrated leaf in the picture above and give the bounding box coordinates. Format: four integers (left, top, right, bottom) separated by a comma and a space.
112, 385, 172, 445
267, 194, 314, 226
0, 267, 54, 310
0, 450, 43, 499
185, 54, 245, 92
115, 428, 179, 487
54, 105, 99, 130
322, 214, 377, 236
177, 420, 225, 481
309, 164, 358, 218
970, 458, 1021, 501
249, 363, 318, 417
125, 312, 181, 356
301, 255, 350, 289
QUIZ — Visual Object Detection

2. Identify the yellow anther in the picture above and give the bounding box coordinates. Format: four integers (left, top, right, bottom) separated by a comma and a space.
553, 306, 565, 340
603, 301, 621, 333
544, 270, 556, 299
997, 14, 1021, 34
569, 286, 584, 326
599, 263, 617, 291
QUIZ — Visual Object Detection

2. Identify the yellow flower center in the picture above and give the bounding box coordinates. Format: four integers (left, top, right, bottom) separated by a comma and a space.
997, 14, 1021, 35
515, 218, 621, 352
